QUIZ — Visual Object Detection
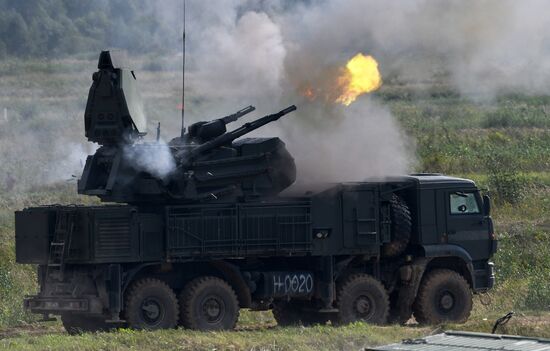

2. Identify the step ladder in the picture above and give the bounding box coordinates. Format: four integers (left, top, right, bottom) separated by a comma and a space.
46, 209, 75, 282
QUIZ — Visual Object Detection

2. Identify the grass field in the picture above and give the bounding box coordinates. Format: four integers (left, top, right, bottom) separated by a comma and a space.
0, 57, 549, 350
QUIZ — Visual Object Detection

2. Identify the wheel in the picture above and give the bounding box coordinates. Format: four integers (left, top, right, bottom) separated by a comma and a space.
272, 301, 330, 326
382, 194, 412, 257
179, 276, 239, 330
413, 269, 472, 324
61, 314, 115, 334
333, 274, 389, 325
124, 278, 179, 330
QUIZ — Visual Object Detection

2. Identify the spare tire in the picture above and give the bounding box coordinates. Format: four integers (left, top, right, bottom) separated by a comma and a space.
382, 194, 412, 257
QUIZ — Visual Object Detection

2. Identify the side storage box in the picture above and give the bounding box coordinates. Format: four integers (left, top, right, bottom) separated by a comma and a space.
91, 206, 139, 262
15, 207, 56, 264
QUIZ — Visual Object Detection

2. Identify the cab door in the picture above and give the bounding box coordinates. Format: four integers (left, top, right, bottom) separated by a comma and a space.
445, 190, 490, 261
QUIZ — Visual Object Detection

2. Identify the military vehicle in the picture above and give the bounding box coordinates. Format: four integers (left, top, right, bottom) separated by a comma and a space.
15, 51, 497, 333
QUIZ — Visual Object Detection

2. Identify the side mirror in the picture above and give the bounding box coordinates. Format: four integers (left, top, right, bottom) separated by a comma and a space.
483, 195, 491, 216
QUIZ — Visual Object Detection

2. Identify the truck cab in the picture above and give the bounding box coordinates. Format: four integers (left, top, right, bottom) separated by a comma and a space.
406, 174, 496, 291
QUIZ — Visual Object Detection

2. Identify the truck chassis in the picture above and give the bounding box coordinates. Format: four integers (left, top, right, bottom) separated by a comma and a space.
17, 176, 496, 332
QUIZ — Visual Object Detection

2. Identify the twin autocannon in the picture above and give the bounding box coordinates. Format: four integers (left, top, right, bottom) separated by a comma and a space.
79, 51, 297, 204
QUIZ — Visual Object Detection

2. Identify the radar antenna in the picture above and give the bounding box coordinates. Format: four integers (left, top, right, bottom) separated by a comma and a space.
180, 0, 186, 138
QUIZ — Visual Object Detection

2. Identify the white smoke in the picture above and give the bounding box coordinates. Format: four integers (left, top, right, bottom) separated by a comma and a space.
123, 141, 176, 179
45, 142, 98, 184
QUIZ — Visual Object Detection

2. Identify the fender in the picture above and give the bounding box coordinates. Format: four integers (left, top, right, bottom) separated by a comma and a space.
209, 260, 252, 308
421, 244, 473, 263
421, 244, 475, 288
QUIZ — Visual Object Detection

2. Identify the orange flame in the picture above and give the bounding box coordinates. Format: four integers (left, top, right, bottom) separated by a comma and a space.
299, 53, 382, 106
336, 53, 382, 106
302, 87, 316, 101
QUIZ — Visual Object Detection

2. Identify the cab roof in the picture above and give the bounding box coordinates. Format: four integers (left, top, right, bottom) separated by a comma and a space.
406, 173, 476, 186
362, 174, 477, 190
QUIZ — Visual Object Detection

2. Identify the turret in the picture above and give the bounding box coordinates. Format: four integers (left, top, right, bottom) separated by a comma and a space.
181, 105, 296, 162
78, 51, 297, 204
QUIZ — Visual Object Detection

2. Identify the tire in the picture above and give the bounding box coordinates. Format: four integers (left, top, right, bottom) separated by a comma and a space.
413, 269, 472, 325
334, 274, 389, 325
272, 301, 330, 326
124, 278, 179, 330
179, 276, 239, 331
382, 194, 412, 257
61, 314, 115, 334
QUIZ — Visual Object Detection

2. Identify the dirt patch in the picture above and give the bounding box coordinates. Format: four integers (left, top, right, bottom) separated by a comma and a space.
0, 323, 63, 340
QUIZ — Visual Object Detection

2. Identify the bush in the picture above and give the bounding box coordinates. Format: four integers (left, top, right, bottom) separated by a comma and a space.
480, 132, 526, 205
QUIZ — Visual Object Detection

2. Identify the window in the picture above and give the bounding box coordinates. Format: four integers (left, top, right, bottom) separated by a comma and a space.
450, 192, 480, 214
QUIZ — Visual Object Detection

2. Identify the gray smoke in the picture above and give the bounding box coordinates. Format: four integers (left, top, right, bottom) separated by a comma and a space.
175, 0, 550, 100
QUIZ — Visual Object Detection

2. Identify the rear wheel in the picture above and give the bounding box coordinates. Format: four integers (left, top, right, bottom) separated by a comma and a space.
413, 269, 472, 324
272, 301, 330, 326
333, 274, 389, 325
61, 314, 116, 334
179, 276, 239, 331
124, 278, 179, 330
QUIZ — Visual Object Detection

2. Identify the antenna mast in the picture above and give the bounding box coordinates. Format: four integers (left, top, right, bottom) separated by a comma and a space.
180, 0, 186, 138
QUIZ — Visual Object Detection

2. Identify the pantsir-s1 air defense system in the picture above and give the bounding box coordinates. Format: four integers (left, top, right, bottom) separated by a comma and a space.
16, 52, 497, 333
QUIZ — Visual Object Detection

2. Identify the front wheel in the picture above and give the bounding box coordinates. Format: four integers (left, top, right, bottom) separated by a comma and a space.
413, 269, 472, 324
124, 278, 179, 330
333, 274, 389, 325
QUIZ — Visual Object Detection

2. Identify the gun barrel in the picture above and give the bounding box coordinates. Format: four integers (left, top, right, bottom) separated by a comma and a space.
221, 105, 256, 124
187, 105, 297, 160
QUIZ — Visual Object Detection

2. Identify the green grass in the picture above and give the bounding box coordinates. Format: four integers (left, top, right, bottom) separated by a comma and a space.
0, 322, 430, 351
3, 313, 550, 351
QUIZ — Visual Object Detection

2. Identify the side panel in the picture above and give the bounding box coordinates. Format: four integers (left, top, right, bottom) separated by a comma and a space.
417, 189, 438, 245
310, 188, 343, 255
342, 187, 380, 254
15, 208, 56, 264
166, 202, 311, 259
139, 212, 164, 261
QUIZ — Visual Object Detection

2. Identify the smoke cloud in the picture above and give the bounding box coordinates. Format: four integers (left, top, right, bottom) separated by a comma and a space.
177, 0, 550, 100
123, 141, 176, 180
282, 98, 413, 186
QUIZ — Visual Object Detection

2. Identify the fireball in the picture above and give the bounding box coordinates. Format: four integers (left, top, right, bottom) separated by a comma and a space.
336, 53, 382, 106
299, 53, 382, 106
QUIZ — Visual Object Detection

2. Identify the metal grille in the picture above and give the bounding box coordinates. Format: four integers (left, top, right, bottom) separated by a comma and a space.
95, 217, 131, 259
167, 203, 311, 258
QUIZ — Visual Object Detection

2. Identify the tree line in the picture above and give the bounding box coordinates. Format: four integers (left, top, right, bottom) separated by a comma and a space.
0, 0, 181, 58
